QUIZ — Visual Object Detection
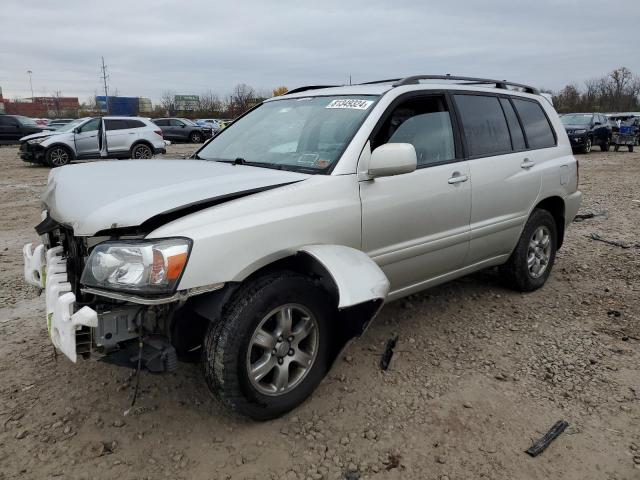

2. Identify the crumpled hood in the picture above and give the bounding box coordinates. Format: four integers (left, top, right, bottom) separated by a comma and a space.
20, 130, 59, 142
42, 159, 310, 235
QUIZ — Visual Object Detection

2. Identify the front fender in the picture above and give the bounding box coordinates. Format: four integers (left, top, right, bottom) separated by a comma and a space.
298, 245, 389, 309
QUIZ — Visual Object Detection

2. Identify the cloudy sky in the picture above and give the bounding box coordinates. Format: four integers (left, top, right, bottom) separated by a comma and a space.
1, 0, 639, 103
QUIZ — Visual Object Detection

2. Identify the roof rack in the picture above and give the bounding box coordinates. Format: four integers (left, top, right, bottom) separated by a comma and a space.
390, 75, 539, 94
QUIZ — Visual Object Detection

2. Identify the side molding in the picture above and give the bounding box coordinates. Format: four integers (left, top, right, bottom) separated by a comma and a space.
298, 245, 390, 309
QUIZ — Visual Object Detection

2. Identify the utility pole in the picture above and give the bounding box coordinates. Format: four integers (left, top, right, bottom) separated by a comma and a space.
27, 70, 34, 101
100, 56, 109, 114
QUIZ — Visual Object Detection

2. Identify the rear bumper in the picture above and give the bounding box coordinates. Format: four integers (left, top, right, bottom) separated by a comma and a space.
154, 147, 166, 155
565, 190, 583, 227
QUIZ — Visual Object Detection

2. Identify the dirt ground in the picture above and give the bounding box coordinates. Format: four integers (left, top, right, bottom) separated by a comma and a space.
0, 143, 638, 480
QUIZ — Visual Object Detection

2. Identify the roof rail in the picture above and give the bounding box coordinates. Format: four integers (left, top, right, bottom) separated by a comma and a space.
285, 85, 339, 95
358, 78, 403, 85
391, 75, 540, 94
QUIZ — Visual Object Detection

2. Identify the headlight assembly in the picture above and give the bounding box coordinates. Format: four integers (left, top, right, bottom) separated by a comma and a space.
80, 238, 192, 294
574, 129, 587, 135
28, 137, 49, 145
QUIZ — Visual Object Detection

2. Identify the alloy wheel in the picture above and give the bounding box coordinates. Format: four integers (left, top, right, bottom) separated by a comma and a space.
50, 148, 69, 166
246, 304, 319, 396
527, 226, 552, 279
133, 145, 152, 159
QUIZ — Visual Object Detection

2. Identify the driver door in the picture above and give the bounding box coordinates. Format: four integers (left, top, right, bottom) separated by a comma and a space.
74, 118, 101, 157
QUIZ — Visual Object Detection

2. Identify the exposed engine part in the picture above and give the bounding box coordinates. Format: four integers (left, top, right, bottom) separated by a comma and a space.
130, 335, 178, 373
94, 305, 140, 350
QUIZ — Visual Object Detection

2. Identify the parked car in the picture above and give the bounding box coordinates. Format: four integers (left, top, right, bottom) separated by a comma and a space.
560, 113, 611, 153
195, 118, 224, 133
152, 118, 213, 143
0, 114, 53, 143
19, 116, 166, 167
23, 75, 581, 420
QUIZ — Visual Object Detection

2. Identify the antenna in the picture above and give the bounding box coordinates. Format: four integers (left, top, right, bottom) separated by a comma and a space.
100, 56, 109, 114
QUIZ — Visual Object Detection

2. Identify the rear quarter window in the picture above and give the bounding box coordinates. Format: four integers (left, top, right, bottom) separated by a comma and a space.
512, 98, 556, 149
105, 119, 130, 131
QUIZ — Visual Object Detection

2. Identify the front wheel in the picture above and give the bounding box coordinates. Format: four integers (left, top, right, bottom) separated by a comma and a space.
601, 139, 610, 151
581, 137, 592, 154
202, 272, 332, 420
499, 209, 557, 292
45, 146, 71, 167
189, 131, 203, 143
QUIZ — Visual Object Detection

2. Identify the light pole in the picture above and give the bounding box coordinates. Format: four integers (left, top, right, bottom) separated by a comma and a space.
27, 70, 34, 101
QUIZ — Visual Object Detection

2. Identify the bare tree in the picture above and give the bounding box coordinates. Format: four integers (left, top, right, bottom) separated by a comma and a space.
229, 84, 256, 117
198, 90, 223, 116
160, 90, 176, 116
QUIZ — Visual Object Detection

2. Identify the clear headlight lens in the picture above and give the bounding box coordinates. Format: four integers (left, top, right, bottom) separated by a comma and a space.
81, 238, 192, 294
28, 137, 48, 145
574, 129, 587, 134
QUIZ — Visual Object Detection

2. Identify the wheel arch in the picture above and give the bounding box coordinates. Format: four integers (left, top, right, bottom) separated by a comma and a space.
45, 143, 76, 160
534, 196, 565, 249
129, 139, 154, 155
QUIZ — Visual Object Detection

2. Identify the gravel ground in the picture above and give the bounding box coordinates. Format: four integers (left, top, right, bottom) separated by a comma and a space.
0, 144, 638, 480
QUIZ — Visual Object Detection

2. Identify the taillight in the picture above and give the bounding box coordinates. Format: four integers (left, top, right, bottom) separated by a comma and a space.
154, 129, 163, 138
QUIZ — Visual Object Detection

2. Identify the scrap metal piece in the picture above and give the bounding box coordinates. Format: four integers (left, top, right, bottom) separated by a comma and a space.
525, 420, 569, 457
380, 335, 399, 371
587, 233, 640, 249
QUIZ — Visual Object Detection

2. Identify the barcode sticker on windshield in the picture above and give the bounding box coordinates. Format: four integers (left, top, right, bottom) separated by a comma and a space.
325, 99, 374, 110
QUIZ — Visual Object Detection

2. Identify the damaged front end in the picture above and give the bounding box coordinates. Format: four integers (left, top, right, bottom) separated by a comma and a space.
23, 213, 218, 372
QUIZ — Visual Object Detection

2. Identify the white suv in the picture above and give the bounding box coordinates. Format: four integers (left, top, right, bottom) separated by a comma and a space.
23, 75, 581, 419
20, 116, 166, 167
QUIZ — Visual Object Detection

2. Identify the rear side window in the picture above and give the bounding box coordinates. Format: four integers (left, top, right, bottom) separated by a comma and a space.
499, 98, 526, 151
453, 95, 511, 157
512, 99, 556, 149
154, 119, 168, 126
127, 120, 146, 129
105, 119, 129, 131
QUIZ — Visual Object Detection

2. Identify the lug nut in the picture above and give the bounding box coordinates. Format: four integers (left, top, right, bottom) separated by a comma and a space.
288, 349, 294, 356
272, 349, 277, 355
287, 336, 294, 342
278, 336, 283, 342
278, 358, 283, 365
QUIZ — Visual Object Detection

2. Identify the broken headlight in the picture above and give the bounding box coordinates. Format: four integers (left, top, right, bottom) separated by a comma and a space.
80, 238, 192, 294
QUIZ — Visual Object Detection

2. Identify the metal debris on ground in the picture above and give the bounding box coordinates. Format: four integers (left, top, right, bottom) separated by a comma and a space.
587, 233, 640, 249
573, 211, 608, 222
525, 420, 569, 457
380, 335, 399, 371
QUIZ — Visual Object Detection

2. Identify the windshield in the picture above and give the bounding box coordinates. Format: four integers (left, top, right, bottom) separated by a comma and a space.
55, 118, 89, 132
16, 116, 37, 127
561, 114, 593, 125
197, 95, 378, 173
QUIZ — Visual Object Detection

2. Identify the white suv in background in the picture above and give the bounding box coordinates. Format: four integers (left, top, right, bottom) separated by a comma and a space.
19, 116, 166, 167
23, 75, 581, 419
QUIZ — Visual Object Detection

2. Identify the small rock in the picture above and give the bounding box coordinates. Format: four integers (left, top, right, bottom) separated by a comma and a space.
63, 425, 71, 434
436, 455, 446, 464
364, 430, 377, 440
340, 436, 350, 445
15, 430, 28, 440
463, 402, 473, 409
113, 420, 125, 428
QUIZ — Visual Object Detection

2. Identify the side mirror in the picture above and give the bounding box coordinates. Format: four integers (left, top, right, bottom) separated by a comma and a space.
368, 143, 417, 178
73, 127, 80, 134
180, 124, 186, 128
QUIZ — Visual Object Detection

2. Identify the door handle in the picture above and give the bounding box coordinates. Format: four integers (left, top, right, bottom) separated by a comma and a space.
448, 173, 469, 184
521, 158, 535, 169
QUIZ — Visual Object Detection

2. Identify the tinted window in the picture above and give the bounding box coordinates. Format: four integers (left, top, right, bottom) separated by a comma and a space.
170, 119, 184, 127
0, 116, 17, 126
512, 99, 556, 149
127, 120, 146, 129
78, 118, 100, 133
499, 98, 526, 150
454, 95, 511, 157
105, 119, 129, 131
374, 95, 456, 167
153, 119, 168, 126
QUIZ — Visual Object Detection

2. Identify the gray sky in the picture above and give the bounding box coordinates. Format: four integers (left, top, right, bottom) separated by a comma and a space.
1, 0, 639, 103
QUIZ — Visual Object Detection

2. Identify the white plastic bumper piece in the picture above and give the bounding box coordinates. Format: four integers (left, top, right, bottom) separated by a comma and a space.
23, 243, 46, 288
24, 243, 99, 363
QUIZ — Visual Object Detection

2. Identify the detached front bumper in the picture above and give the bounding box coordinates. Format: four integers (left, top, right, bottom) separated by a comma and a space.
23, 243, 97, 362
20, 142, 46, 163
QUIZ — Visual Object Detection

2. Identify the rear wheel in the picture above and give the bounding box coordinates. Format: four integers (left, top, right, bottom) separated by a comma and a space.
500, 209, 557, 292
614, 144, 620, 152
45, 146, 71, 167
189, 131, 203, 143
629, 145, 634, 153
130, 143, 153, 159
202, 272, 332, 420
581, 137, 592, 154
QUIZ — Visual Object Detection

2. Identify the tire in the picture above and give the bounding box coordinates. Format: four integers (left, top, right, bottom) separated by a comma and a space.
45, 146, 71, 167
189, 131, 203, 143
130, 143, 153, 159
581, 137, 592, 154
601, 139, 610, 151
614, 144, 620, 152
202, 272, 332, 420
499, 209, 557, 292
629, 145, 634, 153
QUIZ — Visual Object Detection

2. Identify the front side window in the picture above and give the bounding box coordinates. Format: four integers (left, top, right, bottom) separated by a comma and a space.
512, 99, 556, 149
197, 95, 378, 173
77, 118, 100, 133
170, 119, 185, 127
372, 95, 455, 167
453, 94, 511, 157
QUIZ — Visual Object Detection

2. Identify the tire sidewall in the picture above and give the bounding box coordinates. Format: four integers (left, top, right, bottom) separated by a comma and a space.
516, 210, 557, 290
207, 274, 332, 420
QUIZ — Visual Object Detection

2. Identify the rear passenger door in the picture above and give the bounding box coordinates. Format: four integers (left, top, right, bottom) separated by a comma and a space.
452, 94, 546, 265
104, 119, 132, 154
360, 93, 471, 294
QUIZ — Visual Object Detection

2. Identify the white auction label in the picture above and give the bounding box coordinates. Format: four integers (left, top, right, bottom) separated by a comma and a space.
325, 99, 374, 110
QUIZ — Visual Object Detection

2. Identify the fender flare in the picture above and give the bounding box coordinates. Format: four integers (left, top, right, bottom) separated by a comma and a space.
298, 245, 390, 309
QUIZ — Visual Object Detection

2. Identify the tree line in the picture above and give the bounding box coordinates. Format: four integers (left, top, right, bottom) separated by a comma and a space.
552, 67, 640, 113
